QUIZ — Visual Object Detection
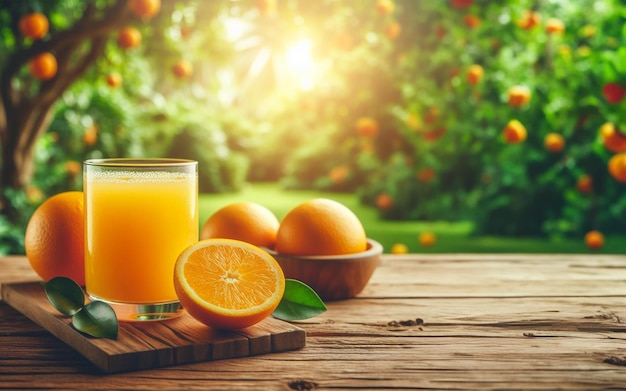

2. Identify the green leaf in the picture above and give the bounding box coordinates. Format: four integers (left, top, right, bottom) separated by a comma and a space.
42, 277, 84, 316
273, 279, 327, 321
72, 301, 118, 340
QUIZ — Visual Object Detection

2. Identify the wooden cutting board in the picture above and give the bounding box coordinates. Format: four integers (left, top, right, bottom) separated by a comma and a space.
1, 281, 306, 374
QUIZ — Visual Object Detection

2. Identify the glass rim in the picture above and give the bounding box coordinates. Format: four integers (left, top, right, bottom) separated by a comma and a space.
84, 158, 197, 168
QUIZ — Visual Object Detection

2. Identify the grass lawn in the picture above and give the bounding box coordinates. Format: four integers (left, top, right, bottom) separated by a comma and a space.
199, 182, 625, 254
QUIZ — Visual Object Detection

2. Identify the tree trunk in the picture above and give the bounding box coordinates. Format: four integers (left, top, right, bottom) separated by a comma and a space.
0, 109, 52, 189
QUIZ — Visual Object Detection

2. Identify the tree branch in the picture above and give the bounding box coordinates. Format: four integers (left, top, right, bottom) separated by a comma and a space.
0, 0, 137, 191
1, 0, 132, 95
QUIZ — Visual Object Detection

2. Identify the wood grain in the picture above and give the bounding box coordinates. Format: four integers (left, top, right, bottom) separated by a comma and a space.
2, 254, 626, 390
1, 281, 305, 374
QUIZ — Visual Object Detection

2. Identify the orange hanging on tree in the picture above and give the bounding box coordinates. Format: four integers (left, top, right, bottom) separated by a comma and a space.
466, 64, 484, 85
129, 0, 161, 20
584, 231, 604, 250
28, 52, 57, 81
106, 72, 122, 88
356, 117, 379, 138
19, 12, 49, 39
117, 26, 142, 49
172, 59, 193, 79
502, 120, 527, 144
544, 133, 565, 153
464, 14, 481, 29
376, 0, 395, 16
385, 21, 401, 40
608, 153, 626, 182
450, 0, 473, 9
600, 123, 626, 153
517, 10, 541, 30
375, 193, 394, 210
602, 83, 626, 104
576, 175, 593, 194
508, 85, 532, 107
545, 18, 565, 34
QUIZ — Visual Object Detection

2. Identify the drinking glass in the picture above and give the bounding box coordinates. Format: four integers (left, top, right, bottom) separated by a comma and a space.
83, 158, 198, 321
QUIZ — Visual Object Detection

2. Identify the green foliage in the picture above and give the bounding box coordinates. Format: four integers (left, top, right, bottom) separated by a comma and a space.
0, 0, 255, 254
273, 279, 327, 322
2, 0, 626, 256
266, 0, 626, 238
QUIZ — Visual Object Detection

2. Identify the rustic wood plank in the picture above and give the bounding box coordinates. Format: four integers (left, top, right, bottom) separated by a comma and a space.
3, 255, 626, 390
3, 295, 625, 388
0, 256, 39, 284
360, 254, 626, 298
0, 281, 305, 374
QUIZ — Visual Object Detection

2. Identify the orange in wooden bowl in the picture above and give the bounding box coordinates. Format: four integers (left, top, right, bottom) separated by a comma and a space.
264, 239, 382, 301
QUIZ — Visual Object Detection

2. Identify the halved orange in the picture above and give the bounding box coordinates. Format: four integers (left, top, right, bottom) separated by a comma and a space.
173, 239, 285, 330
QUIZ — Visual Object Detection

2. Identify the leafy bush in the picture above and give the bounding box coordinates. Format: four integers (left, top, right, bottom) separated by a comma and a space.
272, 0, 626, 238
2, 0, 625, 257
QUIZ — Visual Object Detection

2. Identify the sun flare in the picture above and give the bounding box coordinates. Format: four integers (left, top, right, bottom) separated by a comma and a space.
285, 39, 315, 90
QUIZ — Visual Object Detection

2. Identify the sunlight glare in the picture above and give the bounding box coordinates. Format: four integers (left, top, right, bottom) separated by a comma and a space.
285, 39, 315, 91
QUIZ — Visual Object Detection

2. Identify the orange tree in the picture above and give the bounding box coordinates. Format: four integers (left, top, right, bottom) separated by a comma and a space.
2, 0, 625, 253
0, 0, 145, 253
0, 0, 257, 253
260, 0, 626, 238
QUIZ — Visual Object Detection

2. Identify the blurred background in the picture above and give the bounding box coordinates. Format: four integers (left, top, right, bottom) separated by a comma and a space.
1, 0, 625, 254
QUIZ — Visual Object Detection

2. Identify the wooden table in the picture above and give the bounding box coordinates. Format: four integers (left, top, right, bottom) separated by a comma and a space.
2, 253, 626, 390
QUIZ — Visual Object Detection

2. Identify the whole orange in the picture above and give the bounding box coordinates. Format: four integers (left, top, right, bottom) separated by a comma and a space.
603, 83, 626, 105
356, 117, 379, 138
24, 191, 85, 285
83, 125, 98, 146
600, 123, 626, 153
28, 52, 57, 81
517, 10, 541, 30
502, 119, 527, 144
576, 175, 593, 194
172, 60, 193, 79
328, 165, 350, 184
385, 21, 401, 40
129, 0, 161, 20
417, 168, 436, 182
391, 243, 408, 254
464, 14, 481, 29
544, 133, 565, 153
19, 13, 49, 39
106, 72, 122, 88
608, 153, 626, 182
117, 26, 142, 49
65, 161, 81, 178
584, 230, 604, 251
419, 232, 436, 247
275, 198, 367, 256
376, 0, 395, 16
507, 85, 531, 107
466, 64, 484, 85
545, 18, 565, 34
375, 193, 394, 210
200, 202, 279, 248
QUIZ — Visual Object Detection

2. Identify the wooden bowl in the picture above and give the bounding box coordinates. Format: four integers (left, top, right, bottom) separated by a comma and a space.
264, 239, 382, 301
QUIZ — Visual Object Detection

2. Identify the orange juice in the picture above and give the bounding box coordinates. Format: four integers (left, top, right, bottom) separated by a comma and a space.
84, 160, 198, 307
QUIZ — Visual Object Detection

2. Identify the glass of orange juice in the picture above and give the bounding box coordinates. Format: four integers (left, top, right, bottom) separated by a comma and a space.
83, 158, 198, 321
